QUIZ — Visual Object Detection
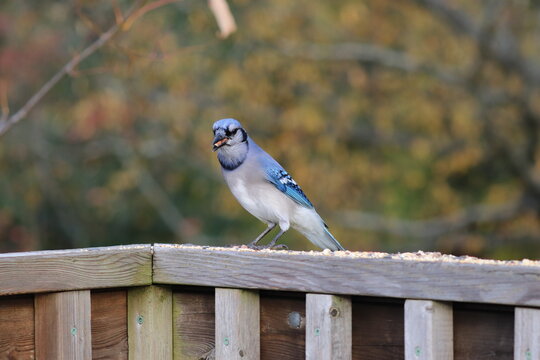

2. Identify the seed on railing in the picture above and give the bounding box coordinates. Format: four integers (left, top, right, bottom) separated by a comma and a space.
239, 349, 244, 357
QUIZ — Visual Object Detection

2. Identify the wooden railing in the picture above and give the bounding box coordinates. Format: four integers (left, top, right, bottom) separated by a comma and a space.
0, 243, 539, 359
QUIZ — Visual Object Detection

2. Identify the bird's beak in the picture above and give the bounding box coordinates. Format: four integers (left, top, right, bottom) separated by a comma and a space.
212, 135, 229, 151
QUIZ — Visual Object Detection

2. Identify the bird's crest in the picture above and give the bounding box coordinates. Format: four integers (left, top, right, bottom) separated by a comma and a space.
213, 118, 243, 132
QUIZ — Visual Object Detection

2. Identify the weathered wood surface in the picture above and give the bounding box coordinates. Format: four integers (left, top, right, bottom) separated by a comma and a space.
352, 298, 404, 359
0, 296, 34, 359
172, 292, 505, 360
128, 286, 173, 360
91, 290, 128, 360
173, 290, 215, 360
153, 244, 540, 307
0, 244, 152, 295
306, 294, 351, 360
404, 300, 453, 360
35, 290, 92, 360
215, 288, 260, 360
172, 290, 307, 360
514, 307, 540, 360
453, 303, 514, 359
260, 292, 305, 360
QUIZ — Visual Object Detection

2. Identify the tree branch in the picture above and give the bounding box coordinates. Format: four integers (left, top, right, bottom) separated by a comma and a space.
414, 0, 540, 84
281, 42, 464, 86
335, 197, 529, 240
208, 0, 237, 38
0, 0, 144, 137
414, 0, 479, 39
0, 0, 236, 137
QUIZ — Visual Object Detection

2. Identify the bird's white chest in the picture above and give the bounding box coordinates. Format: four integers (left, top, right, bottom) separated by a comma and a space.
225, 173, 289, 224
227, 177, 260, 214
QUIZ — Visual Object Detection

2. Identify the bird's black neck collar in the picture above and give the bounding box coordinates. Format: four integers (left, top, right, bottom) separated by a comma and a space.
218, 140, 249, 171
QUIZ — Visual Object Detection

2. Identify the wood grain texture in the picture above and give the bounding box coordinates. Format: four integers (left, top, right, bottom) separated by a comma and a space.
260, 292, 305, 360
215, 288, 260, 360
514, 307, 540, 360
453, 303, 514, 359
0, 296, 34, 359
91, 290, 128, 360
173, 290, 215, 360
152, 244, 540, 307
0, 245, 152, 295
128, 286, 173, 360
405, 300, 453, 360
352, 298, 404, 359
35, 290, 92, 360
306, 294, 351, 360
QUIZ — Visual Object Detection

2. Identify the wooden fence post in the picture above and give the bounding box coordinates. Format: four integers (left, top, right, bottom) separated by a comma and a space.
215, 288, 260, 360
128, 286, 173, 360
404, 299, 453, 360
35, 290, 92, 359
515, 307, 540, 360
306, 294, 352, 360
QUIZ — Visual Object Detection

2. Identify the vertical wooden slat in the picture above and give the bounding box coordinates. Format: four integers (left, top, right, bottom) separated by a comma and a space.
92, 290, 128, 359
215, 288, 260, 360
306, 294, 351, 360
453, 302, 513, 359
404, 300, 453, 360
352, 298, 404, 359
128, 286, 173, 360
260, 293, 306, 360
173, 291, 215, 359
0, 296, 35, 359
35, 290, 92, 360
515, 307, 540, 360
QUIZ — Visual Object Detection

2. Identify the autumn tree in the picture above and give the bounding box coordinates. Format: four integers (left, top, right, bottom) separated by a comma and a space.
1, 0, 539, 259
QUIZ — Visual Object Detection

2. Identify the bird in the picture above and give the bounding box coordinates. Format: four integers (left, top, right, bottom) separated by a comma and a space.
212, 118, 345, 251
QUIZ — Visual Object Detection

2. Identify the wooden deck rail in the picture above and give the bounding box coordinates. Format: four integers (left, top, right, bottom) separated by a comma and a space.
0, 243, 539, 359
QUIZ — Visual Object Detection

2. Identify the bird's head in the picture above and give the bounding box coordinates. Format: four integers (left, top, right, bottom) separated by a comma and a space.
212, 118, 248, 152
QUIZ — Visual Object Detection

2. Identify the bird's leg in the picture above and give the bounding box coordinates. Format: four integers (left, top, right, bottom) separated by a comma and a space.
263, 228, 287, 249
248, 223, 276, 247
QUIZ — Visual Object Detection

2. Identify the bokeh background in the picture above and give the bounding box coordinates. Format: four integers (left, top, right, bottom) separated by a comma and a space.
1, 0, 540, 259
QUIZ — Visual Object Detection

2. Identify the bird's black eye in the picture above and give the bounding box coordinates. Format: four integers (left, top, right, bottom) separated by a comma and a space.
225, 129, 231, 136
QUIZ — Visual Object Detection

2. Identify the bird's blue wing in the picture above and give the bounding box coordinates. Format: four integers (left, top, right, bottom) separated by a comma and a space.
265, 167, 314, 209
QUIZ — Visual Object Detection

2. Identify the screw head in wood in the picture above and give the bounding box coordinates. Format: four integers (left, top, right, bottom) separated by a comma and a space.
136, 315, 144, 325
287, 311, 303, 329
415, 346, 421, 357
223, 337, 230, 346
70, 327, 77, 336
314, 327, 320, 336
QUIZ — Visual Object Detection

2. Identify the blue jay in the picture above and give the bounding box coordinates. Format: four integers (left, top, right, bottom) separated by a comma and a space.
212, 118, 345, 251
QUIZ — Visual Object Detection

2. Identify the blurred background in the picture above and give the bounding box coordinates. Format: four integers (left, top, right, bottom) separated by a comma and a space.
1, 0, 540, 259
